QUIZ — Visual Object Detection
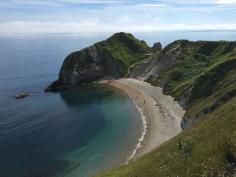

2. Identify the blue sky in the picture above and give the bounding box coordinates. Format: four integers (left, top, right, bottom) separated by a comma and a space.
0, 0, 236, 34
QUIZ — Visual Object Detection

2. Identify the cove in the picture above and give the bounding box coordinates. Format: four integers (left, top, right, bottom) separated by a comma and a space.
0, 85, 142, 177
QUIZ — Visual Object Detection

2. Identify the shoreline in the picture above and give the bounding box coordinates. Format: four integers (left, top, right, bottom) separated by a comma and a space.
125, 98, 147, 164
105, 78, 185, 163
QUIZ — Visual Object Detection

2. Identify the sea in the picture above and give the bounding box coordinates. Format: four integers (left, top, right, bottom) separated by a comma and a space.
0, 31, 236, 177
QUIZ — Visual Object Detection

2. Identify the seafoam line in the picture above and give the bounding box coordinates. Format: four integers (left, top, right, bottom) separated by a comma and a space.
125, 98, 147, 165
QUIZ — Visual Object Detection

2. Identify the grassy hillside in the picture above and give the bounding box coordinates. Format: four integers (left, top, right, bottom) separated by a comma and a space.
46, 32, 151, 91
96, 32, 151, 69
146, 41, 236, 127
95, 40, 236, 177
97, 96, 236, 177
62, 32, 151, 76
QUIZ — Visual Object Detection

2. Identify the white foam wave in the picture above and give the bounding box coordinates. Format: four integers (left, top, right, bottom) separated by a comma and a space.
125, 98, 147, 165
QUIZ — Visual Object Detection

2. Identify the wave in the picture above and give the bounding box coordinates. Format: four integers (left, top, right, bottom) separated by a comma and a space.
125, 98, 147, 165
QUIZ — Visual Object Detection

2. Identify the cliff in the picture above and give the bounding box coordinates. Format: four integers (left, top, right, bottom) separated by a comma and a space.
96, 39, 236, 177
135, 40, 236, 128
45, 32, 151, 91
47, 33, 236, 176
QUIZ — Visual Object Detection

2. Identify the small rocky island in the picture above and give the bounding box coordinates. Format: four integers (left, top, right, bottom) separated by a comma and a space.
15, 92, 30, 99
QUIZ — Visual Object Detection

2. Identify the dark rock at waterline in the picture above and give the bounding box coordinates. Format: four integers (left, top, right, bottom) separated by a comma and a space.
15, 92, 30, 99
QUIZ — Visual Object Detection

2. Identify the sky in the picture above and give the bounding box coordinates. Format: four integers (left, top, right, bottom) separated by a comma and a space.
0, 0, 236, 34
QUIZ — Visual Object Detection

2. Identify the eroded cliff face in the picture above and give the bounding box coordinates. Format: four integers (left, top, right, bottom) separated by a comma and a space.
128, 40, 184, 83
58, 46, 106, 86
130, 40, 236, 129
45, 32, 151, 91
46, 46, 125, 91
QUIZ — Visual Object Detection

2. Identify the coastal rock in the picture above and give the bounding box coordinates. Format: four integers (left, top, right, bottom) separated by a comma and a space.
45, 46, 123, 91
152, 42, 162, 52
15, 92, 30, 99
129, 40, 183, 81
127, 52, 159, 79
45, 32, 151, 91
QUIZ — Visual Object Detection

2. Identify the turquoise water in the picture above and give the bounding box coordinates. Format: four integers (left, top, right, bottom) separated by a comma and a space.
0, 35, 142, 177
0, 86, 141, 177
0, 31, 236, 177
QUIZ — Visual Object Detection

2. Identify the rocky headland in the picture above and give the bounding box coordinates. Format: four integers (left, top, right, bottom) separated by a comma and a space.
47, 32, 236, 177
45, 32, 150, 91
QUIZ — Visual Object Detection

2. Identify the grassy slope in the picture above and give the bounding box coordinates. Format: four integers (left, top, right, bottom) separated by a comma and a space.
97, 96, 236, 177
147, 41, 236, 119
61, 32, 151, 77
96, 32, 151, 71
95, 41, 236, 177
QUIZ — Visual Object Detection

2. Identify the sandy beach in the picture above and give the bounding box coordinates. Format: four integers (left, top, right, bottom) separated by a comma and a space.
106, 78, 185, 162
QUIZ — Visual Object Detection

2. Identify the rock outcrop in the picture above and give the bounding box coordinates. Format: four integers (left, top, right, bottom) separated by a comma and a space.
45, 32, 151, 91
152, 42, 162, 52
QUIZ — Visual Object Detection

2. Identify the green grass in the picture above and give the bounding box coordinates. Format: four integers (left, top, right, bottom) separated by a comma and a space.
96, 96, 236, 177
60, 32, 151, 77
95, 40, 236, 177
97, 32, 151, 70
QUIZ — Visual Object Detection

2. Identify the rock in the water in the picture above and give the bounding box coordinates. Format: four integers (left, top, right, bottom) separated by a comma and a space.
15, 92, 30, 99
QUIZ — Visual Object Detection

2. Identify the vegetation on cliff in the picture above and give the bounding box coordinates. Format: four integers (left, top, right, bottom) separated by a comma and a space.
96, 32, 151, 68
97, 96, 236, 177
96, 40, 236, 177
46, 32, 150, 91
48, 33, 236, 176
146, 40, 236, 128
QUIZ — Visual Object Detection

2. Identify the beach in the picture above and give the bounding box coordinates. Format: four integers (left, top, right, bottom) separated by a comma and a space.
107, 78, 185, 162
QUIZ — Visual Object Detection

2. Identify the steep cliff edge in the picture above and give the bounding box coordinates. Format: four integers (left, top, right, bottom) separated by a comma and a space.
138, 40, 236, 128
96, 40, 236, 177
45, 32, 151, 91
